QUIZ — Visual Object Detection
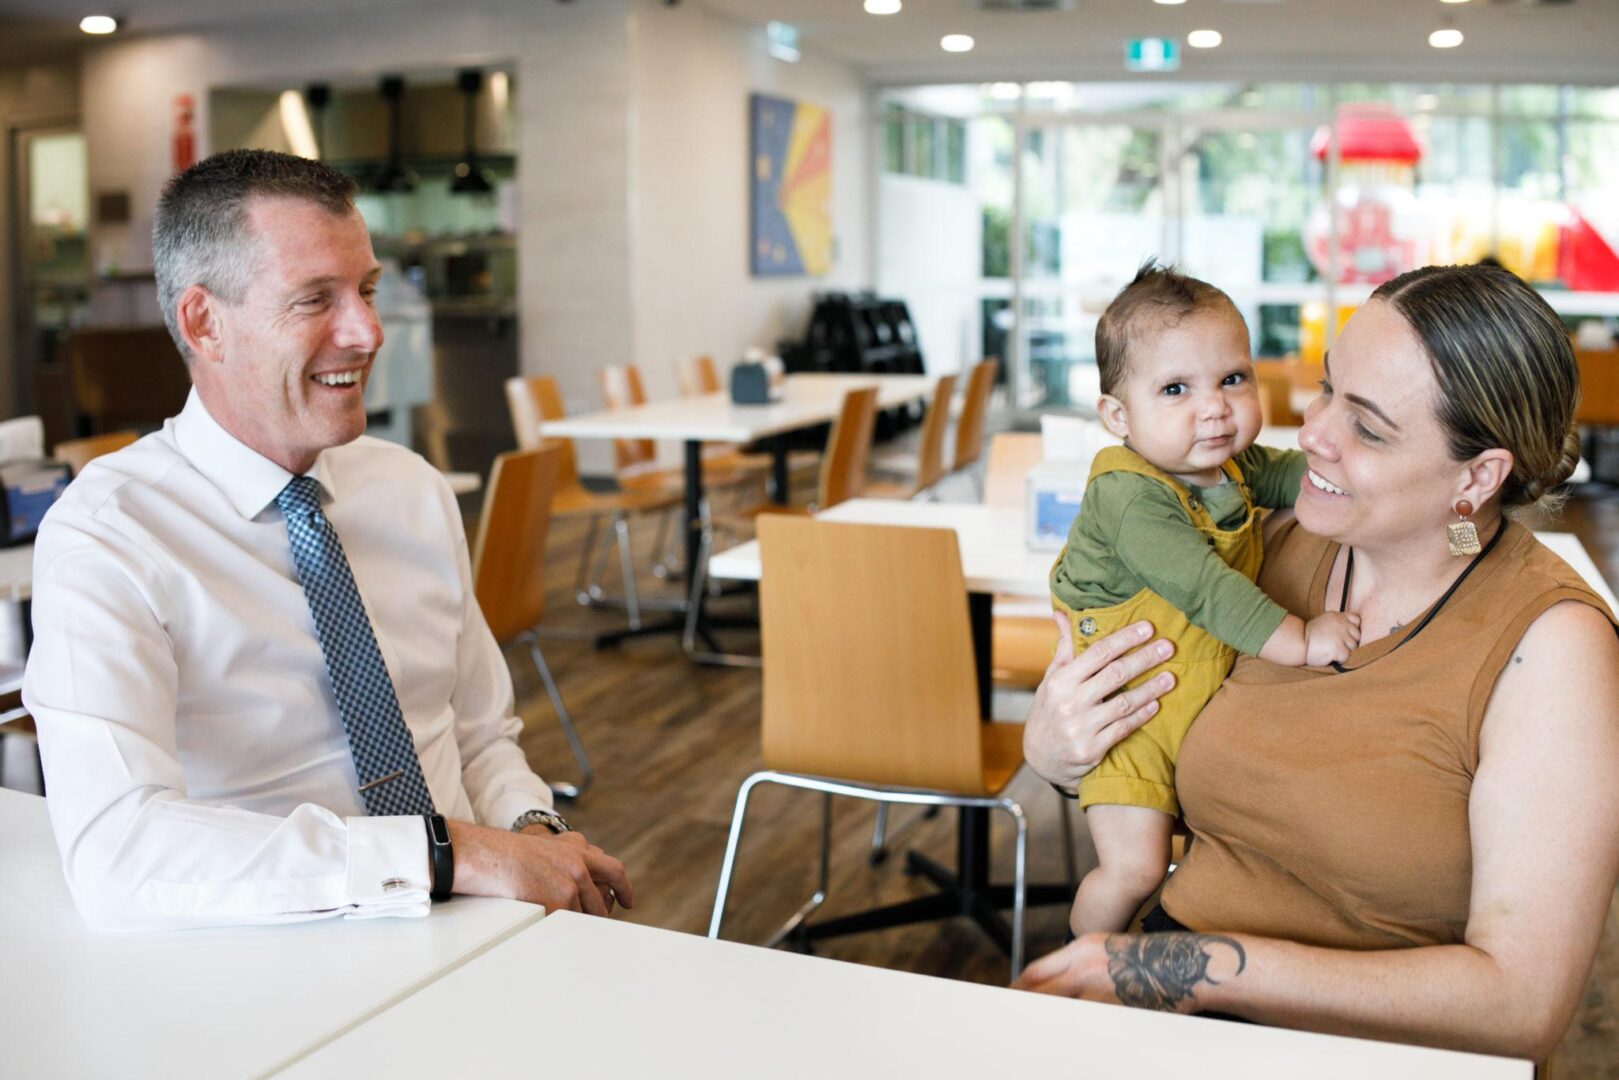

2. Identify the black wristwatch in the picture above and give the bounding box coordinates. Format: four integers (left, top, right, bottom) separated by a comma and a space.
424, 813, 454, 901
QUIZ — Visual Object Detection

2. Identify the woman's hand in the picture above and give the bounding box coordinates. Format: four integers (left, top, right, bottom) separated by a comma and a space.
1015, 932, 1247, 1014
1022, 614, 1177, 794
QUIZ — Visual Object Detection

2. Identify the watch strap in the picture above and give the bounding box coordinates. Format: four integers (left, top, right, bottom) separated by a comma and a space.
424, 813, 453, 901
511, 808, 571, 835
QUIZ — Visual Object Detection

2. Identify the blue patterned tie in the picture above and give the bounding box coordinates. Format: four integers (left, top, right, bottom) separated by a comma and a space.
277, 476, 436, 817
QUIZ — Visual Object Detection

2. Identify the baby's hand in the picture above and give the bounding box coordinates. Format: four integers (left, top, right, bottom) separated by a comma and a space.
1304, 612, 1361, 666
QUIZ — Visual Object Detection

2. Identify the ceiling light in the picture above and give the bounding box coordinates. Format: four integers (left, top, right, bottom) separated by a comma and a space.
1439, 0, 1471, 4
78, 15, 119, 34
1154, 0, 1187, 5
1429, 28, 1463, 48
941, 34, 974, 53
864, 0, 902, 13
1187, 29, 1222, 49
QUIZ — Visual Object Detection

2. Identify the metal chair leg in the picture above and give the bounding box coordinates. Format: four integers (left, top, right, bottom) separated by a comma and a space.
1057, 790, 1079, 888
573, 515, 602, 606
649, 506, 676, 580
613, 514, 642, 630
522, 631, 593, 800
1001, 798, 1029, 982
869, 804, 889, 863
709, 771, 770, 939
764, 791, 832, 950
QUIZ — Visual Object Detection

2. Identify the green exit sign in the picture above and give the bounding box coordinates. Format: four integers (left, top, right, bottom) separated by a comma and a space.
1125, 37, 1179, 73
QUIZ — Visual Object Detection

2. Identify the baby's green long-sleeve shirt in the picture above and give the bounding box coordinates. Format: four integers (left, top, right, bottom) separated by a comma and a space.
1049, 444, 1308, 657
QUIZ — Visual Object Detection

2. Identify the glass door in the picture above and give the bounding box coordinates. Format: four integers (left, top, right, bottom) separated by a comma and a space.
10, 126, 90, 424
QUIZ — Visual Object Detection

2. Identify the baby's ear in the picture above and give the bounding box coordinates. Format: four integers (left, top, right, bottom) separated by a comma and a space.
1096, 394, 1130, 440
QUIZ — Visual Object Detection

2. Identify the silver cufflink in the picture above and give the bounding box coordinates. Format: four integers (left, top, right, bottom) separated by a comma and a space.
382, 877, 407, 892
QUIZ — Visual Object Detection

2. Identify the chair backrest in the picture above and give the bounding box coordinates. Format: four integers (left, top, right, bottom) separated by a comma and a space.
599, 364, 657, 471
1575, 349, 1619, 426
65, 327, 192, 434
816, 385, 880, 510
953, 358, 999, 472
758, 515, 989, 793
471, 445, 562, 643
54, 431, 139, 476
504, 375, 581, 486
983, 432, 1043, 508
911, 373, 959, 494
676, 355, 722, 397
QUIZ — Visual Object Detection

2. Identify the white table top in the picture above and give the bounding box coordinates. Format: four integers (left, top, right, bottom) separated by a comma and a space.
541, 372, 937, 444
706, 498, 1619, 613
0, 787, 543, 1080
280, 909, 1528, 1079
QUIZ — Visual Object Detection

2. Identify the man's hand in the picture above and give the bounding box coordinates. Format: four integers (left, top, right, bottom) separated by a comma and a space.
446, 818, 635, 917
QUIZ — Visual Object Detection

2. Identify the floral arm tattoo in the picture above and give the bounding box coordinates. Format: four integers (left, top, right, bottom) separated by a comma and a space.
1104, 933, 1247, 1011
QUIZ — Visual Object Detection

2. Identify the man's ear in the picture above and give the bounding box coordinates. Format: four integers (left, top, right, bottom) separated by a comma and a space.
175, 285, 225, 364
1096, 394, 1130, 440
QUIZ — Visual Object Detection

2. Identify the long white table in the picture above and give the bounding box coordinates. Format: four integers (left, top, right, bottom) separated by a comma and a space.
0, 787, 543, 1079
542, 372, 938, 650
278, 909, 1529, 1078
708, 498, 1619, 612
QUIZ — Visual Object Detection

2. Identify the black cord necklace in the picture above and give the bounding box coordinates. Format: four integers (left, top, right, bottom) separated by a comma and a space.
1328, 518, 1507, 674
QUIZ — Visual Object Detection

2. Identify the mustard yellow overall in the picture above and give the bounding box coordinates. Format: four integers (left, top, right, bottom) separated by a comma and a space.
1053, 445, 1266, 817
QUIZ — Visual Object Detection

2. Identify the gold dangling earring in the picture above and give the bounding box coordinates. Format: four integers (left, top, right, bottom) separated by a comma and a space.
1446, 499, 1481, 557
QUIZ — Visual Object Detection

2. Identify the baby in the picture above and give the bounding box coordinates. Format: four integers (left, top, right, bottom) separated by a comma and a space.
1051, 261, 1360, 936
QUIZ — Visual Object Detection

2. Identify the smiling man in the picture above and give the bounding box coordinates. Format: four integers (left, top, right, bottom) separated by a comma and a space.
22, 150, 632, 931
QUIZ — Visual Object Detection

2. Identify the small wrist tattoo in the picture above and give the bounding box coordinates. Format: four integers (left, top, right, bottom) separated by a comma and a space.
1104, 932, 1247, 1011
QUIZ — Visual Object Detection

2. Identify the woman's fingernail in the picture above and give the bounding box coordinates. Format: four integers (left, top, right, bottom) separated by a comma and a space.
1137, 623, 1152, 639
1157, 641, 1173, 658
1145, 700, 1159, 714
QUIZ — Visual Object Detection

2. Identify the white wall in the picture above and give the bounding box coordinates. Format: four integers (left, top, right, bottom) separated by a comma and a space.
627, 0, 872, 407
877, 173, 982, 378
77, 0, 636, 423
0, 62, 80, 419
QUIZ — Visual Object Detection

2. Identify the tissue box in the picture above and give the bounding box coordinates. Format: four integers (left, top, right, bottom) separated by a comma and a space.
1026, 460, 1088, 551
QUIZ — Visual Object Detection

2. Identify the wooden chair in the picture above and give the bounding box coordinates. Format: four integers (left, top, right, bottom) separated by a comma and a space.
53, 431, 139, 476
674, 354, 819, 483
982, 432, 1058, 689
707, 516, 1032, 979
681, 385, 881, 664
1574, 348, 1619, 426
504, 375, 682, 630
951, 358, 1000, 490
867, 373, 958, 501
64, 327, 191, 435
470, 444, 590, 799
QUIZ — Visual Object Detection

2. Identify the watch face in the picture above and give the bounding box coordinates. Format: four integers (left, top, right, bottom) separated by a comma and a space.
428, 815, 451, 844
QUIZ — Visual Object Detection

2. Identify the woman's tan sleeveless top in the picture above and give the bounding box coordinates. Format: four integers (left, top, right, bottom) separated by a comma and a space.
1161, 517, 1615, 950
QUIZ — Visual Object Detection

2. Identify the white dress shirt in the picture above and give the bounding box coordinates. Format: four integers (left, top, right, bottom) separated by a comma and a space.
23, 392, 553, 931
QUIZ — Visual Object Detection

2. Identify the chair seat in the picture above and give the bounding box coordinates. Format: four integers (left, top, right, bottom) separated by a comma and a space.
992, 606, 1057, 690
551, 480, 681, 517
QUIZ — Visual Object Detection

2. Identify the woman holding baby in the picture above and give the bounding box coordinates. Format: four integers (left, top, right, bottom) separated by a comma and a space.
1016, 262, 1619, 1063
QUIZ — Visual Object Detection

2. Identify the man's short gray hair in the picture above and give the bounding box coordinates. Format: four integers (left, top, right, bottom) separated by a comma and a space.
152, 149, 358, 360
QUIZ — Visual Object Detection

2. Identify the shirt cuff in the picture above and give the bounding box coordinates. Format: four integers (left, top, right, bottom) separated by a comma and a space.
345, 815, 432, 913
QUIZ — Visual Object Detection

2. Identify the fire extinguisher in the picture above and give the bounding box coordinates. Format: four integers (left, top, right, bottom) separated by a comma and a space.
173, 94, 196, 175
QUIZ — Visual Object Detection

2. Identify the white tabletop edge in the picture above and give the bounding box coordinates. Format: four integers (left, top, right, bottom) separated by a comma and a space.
258, 903, 547, 1079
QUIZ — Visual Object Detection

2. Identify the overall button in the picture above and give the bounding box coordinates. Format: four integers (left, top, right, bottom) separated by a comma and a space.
1078, 617, 1098, 636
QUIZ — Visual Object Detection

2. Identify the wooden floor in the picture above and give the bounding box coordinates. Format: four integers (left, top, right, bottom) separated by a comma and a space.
516, 475, 1619, 1078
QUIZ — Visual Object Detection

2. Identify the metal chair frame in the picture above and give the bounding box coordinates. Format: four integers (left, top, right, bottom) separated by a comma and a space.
708, 769, 1031, 981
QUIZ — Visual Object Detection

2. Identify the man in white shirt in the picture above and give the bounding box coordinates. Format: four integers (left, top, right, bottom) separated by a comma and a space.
23, 149, 633, 931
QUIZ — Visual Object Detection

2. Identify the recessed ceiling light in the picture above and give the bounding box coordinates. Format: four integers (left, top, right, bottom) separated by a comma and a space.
1429, 28, 1463, 48
1154, 0, 1187, 5
864, 0, 901, 14
1187, 29, 1222, 49
1439, 0, 1471, 4
78, 15, 119, 34
941, 34, 975, 53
